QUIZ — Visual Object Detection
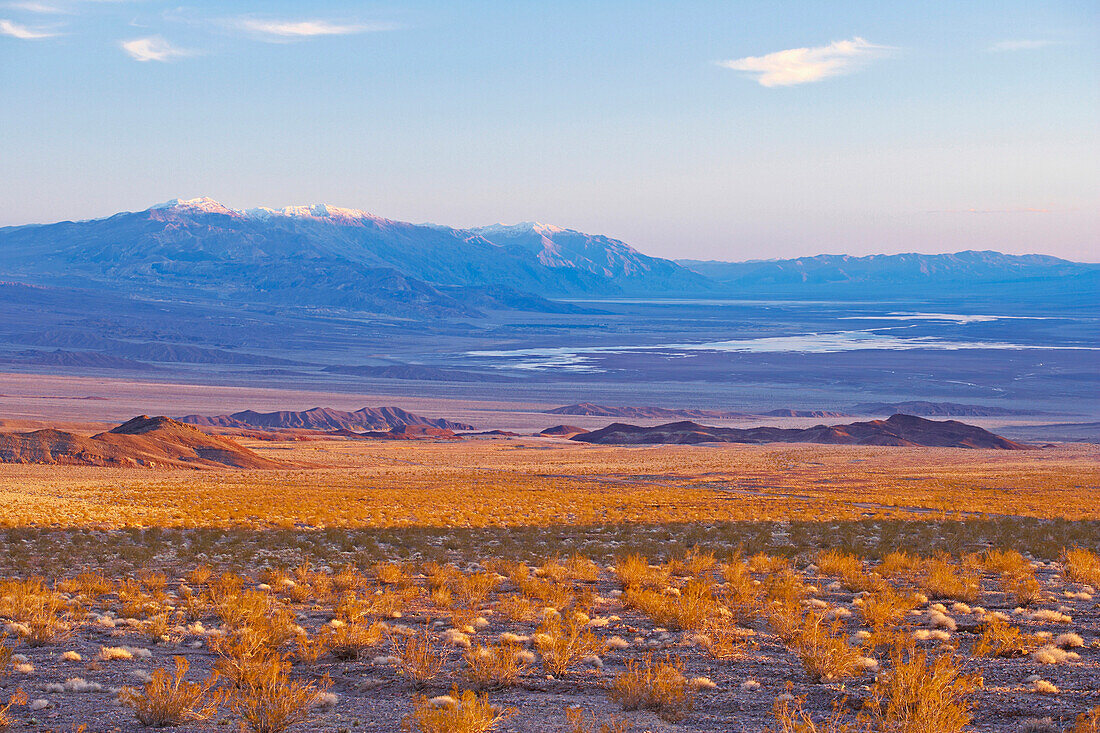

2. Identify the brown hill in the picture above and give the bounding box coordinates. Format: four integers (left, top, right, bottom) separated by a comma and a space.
547, 403, 752, 419
540, 425, 590, 437
572, 414, 1029, 450
178, 406, 472, 432
0, 416, 287, 468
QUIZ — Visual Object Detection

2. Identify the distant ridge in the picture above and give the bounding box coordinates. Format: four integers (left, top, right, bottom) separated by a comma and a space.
0, 415, 286, 468
546, 403, 753, 419
178, 406, 473, 432
847, 401, 1046, 417
572, 414, 1029, 449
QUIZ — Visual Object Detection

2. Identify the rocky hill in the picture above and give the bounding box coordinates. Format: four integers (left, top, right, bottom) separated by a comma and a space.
178, 406, 473, 432
572, 414, 1029, 449
0, 416, 286, 468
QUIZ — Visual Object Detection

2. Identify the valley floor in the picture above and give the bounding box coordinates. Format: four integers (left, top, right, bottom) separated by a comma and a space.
0, 438, 1097, 731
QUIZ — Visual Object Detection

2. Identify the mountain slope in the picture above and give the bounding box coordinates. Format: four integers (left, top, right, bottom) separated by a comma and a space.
178, 406, 473, 432
0, 199, 706, 316
0, 415, 286, 468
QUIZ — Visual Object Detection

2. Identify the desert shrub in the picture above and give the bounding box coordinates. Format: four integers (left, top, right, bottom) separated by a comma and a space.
186, 565, 213, 586
120, 656, 220, 726
225, 656, 330, 733
878, 550, 923, 579
325, 621, 385, 661
400, 688, 513, 733
764, 684, 867, 733
1067, 707, 1100, 733
0, 578, 74, 645
869, 645, 980, 733
972, 616, 1036, 658
720, 559, 763, 619
0, 688, 27, 732
697, 618, 747, 660
211, 629, 282, 689
1062, 547, 1100, 585
565, 553, 603, 583
1002, 571, 1043, 606
624, 579, 718, 631
392, 627, 451, 688
817, 550, 884, 593
921, 556, 979, 602
374, 561, 410, 586
463, 641, 528, 689
566, 706, 632, 733
0, 643, 11, 677
614, 554, 669, 591
494, 594, 536, 622
749, 552, 791, 574
859, 588, 919, 648
668, 547, 717, 577
533, 611, 606, 676
791, 613, 865, 682
292, 632, 331, 667
765, 569, 809, 606
608, 654, 693, 723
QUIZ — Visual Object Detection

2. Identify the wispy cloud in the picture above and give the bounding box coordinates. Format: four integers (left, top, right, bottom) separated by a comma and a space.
988, 39, 1057, 52
120, 35, 190, 62
234, 17, 396, 42
6, 2, 66, 13
718, 37, 889, 87
0, 17, 57, 37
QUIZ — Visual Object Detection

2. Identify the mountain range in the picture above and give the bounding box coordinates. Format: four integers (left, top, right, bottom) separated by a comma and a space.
678, 251, 1099, 301
1, 198, 1094, 319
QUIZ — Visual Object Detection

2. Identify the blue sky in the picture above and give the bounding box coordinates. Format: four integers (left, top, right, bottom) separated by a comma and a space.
1, 0, 1097, 261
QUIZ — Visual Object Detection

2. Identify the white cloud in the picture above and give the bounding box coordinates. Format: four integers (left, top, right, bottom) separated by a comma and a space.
988, 39, 1056, 52
6, 2, 66, 13
718, 37, 889, 87
0, 17, 57, 37
120, 35, 190, 62
235, 17, 396, 41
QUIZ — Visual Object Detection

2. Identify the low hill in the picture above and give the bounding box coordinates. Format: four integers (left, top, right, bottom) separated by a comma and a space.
546, 403, 752, 419
572, 414, 1028, 449
540, 425, 590, 437
0, 415, 286, 468
179, 406, 473, 432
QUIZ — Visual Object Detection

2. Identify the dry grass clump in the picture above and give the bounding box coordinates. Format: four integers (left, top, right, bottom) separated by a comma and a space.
533, 610, 606, 677
1067, 707, 1100, 733
463, 641, 529, 689
0, 688, 27, 732
120, 656, 220, 726
391, 626, 451, 688
859, 587, 919, 649
623, 579, 720, 631
720, 558, 764, 620
817, 550, 883, 592
614, 554, 670, 591
764, 684, 864, 733
494, 594, 536, 622
878, 550, 923, 580
696, 618, 748, 660
225, 656, 330, 733
972, 616, 1036, 657
1062, 547, 1100, 585
400, 688, 513, 733
0, 577, 76, 646
608, 653, 693, 723
790, 612, 866, 682
921, 556, 980, 602
868, 645, 980, 733
325, 621, 385, 661
565, 706, 632, 733
668, 547, 717, 577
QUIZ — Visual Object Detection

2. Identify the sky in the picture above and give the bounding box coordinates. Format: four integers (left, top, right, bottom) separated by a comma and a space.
1, 0, 1097, 262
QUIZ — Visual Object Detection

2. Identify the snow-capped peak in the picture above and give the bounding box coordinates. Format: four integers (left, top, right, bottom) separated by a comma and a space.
152, 197, 239, 216
475, 221, 566, 236
150, 198, 379, 224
